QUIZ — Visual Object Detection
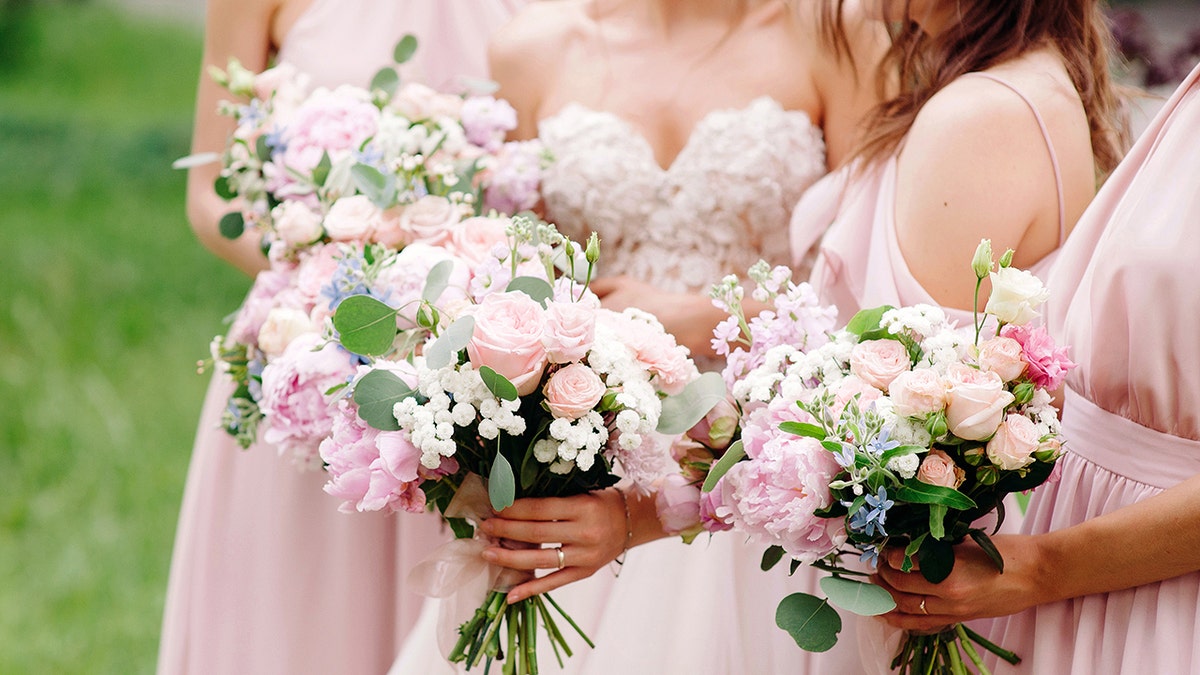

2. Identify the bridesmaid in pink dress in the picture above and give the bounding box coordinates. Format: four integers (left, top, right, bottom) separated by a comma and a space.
875, 62, 1200, 675
157, 1, 524, 674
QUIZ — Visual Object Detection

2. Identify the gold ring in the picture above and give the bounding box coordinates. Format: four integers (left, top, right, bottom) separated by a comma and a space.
555, 546, 565, 569
919, 597, 928, 615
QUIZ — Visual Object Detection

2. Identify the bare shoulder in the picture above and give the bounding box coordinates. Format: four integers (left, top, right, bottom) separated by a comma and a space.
489, 0, 583, 70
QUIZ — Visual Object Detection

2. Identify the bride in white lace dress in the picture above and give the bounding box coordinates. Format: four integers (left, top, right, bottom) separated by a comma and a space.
391, 2, 886, 672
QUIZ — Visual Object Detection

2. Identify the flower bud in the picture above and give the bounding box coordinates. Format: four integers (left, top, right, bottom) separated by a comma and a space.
1011, 381, 1035, 405
976, 465, 1000, 485
998, 249, 1015, 268
925, 411, 949, 440
585, 232, 601, 264
972, 239, 993, 279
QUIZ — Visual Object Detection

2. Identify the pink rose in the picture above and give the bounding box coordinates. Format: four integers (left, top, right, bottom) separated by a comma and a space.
398, 195, 462, 245
260, 333, 357, 464
293, 244, 341, 306
849, 339, 911, 390
654, 473, 703, 536
605, 310, 698, 395
944, 364, 1015, 441
916, 449, 965, 489
831, 375, 884, 420
446, 216, 512, 266
889, 369, 948, 417
976, 336, 1027, 382
543, 363, 606, 419
467, 292, 549, 396
1000, 324, 1077, 391
228, 269, 293, 345
686, 396, 739, 450
542, 300, 596, 364
986, 413, 1040, 470
271, 200, 324, 246
391, 82, 461, 121
323, 194, 383, 242
257, 307, 315, 358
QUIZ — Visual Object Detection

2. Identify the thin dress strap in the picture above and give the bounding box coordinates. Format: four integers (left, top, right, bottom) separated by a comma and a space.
964, 72, 1068, 244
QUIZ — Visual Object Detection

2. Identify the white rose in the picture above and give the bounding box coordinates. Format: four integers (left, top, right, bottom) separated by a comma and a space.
271, 200, 323, 246
985, 267, 1050, 325
323, 195, 383, 242
257, 308, 316, 358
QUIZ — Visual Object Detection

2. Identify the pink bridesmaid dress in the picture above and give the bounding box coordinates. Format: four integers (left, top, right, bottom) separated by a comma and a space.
156, 3, 524, 674
792, 72, 1068, 671
976, 63, 1200, 674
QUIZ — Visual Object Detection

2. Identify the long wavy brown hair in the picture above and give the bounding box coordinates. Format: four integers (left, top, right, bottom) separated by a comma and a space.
824, 0, 1129, 175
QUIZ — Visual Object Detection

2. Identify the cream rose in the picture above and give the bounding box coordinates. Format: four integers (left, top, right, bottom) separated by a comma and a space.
849, 339, 911, 390
542, 301, 596, 364
543, 363, 606, 419
322, 194, 383, 242
916, 449, 966, 489
976, 336, 1027, 382
986, 413, 1040, 470
399, 195, 461, 245
271, 200, 324, 246
257, 308, 315, 358
944, 364, 1015, 441
985, 267, 1051, 325
889, 369, 948, 417
467, 293, 548, 396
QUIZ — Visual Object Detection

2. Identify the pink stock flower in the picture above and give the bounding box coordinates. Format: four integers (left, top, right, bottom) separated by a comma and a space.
1000, 324, 1077, 391
482, 140, 544, 214
259, 333, 357, 464
460, 96, 518, 153
467, 292, 549, 395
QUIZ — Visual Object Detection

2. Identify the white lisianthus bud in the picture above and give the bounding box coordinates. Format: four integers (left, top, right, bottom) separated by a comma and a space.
998, 248, 1015, 268
971, 239, 993, 279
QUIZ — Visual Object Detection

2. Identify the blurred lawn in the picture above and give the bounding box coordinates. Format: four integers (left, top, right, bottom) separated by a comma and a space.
0, 3, 249, 673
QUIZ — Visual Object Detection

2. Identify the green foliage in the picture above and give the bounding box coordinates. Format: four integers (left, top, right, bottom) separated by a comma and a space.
478, 366, 519, 402
656, 371, 726, 435
422, 259, 455, 304
775, 593, 842, 653
218, 211, 244, 239
488, 453, 516, 512
819, 576, 896, 616
778, 421, 825, 439
332, 295, 400, 356
505, 276, 553, 307
424, 315, 475, 369
393, 34, 419, 64
761, 545, 785, 572
352, 370, 414, 431
700, 439, 745, 493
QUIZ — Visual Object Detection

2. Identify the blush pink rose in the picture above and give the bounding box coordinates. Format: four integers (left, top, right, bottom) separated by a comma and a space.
271, 199, 324, 246
543, 363, 606, 419
228, 269, 293, 345
399, 195, 462, 246
889, 369, 948, 417
849, 339, 911, 390
446, 216, 512, 266
391, 82, 462, 121
986, 413, 1040, 470
831, 375, 884, 420
323, 194, 383, 242
257, 307, 315, 359
542, 300, 596, 364
916, 449, 966, 489
654, 473, 703, 536
976, 336, 1027, 382
944, 364, 1015, 441
467, 292, 549, 395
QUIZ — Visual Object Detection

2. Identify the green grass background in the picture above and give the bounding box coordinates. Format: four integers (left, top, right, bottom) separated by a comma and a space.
0, 3, 249, 672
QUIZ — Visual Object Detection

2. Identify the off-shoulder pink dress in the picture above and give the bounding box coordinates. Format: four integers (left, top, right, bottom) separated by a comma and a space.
156, 3, 524, 674
976, 63, 1200, 675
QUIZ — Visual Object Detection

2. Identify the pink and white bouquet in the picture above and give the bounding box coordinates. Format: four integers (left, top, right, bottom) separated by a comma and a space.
685, 243, 1072, 673
192, 36, 547, 256
319, 218, 705, 671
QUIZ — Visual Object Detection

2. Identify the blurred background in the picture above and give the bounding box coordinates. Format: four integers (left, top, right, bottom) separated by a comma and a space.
0, 0, 1194, 673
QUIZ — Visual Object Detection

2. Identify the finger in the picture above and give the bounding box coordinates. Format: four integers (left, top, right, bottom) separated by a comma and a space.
505, 566, 595, 604
881, 611, 959, 633
587, 277, 618, 296
482, 545, 565, 572
494, 495, 589, 521
883, 546, 919, 571
876, 563, 939, 596
479, 517, 578, 545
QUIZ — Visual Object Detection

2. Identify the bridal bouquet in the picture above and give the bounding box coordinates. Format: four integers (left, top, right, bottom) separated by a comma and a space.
695, 243, 1071, 674
320, 218, 704, 673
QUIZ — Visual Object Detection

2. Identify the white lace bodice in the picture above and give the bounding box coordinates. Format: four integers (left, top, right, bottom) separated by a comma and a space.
539, 97, 826, 293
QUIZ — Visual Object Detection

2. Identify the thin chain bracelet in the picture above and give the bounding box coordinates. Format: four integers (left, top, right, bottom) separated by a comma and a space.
612, 486, 634, 575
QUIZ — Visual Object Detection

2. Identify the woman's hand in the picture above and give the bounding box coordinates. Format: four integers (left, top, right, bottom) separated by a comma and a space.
479, 488, 631, 603
872, 534, 1048, 632
590, 276, 723, 356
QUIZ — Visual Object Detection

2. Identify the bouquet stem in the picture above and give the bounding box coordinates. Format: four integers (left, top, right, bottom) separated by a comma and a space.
895, 623, 1020, 674
449, 590, 592, 672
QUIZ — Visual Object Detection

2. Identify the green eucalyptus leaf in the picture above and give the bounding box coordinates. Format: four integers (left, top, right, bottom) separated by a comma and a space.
489, 453, 516, 512
422, 259, 455, 304
845, 305, 894, 337
895, 479, 977, 510
312, 150, 332, 187
505, 276, 554, 307
350, 163, 393, 207
776, 593, 842, 653
479, 365, 519, 402
761, 545, 785, 572
778, 421, 826, 439
333, 295, 400, 356
968, 529, 1005, 572
369, 66, 400, 99
700, 440, 745, 493
393, 34, 419, 64
214, 174, 235, 200
352, 369, 414, 431
255, 135, 271, 161
424, 315, 475, 369
819, 576, 897, 617
657, 371, 727, 435
218, 211, 245, 239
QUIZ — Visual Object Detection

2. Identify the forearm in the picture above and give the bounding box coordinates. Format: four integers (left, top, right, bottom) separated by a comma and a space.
187, 172, 269, 277
624, 485, 671, 549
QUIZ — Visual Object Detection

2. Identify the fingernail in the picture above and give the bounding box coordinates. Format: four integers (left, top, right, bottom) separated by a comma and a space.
481, 550, 498, 562
506, 593, 519, 604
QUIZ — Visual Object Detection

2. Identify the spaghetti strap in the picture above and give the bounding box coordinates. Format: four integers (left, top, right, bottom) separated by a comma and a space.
964, 72, 1068, 244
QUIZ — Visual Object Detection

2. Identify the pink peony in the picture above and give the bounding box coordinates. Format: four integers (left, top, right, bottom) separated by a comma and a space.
986, 413, 1040, 470
276, 86, 379, 177
228, 269, 293, 346
259, 333, 357, 464
1000, 324, 1076, 391
739, 396, 813, 460
916, 449, 966, 489
889, 369, 948, 417
446, 216, 512, 266
976, 336, 1027, 382
543, 364, 606, 419
685, 396, 739, 451
944, 364, 1015, 441
320, 399, 384, 513
849, 339, 911, 390
542, 300, 596, 364
467, 292, 549, 396
654, 473, 703, 536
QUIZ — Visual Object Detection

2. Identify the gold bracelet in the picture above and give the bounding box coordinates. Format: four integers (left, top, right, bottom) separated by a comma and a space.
615, 486, 633, 567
